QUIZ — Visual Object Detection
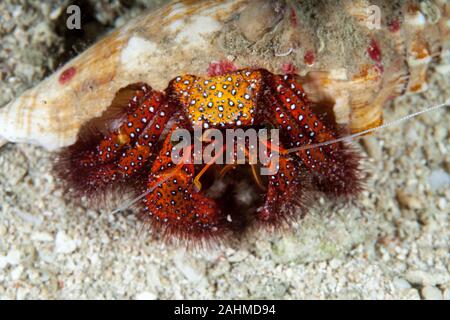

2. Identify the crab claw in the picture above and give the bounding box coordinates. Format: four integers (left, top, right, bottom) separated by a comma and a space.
55, 83, 172, 197
138, 127, 230, 243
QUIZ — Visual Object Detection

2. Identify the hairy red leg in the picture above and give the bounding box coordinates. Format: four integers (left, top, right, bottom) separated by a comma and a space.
55, 83, 172, 196
137, 126, 230, 242
254, 138, 310, 224
256, 151, 309, 224
114, 101, 174, 178
261, 72, 362, 198
96, 83, 160, 163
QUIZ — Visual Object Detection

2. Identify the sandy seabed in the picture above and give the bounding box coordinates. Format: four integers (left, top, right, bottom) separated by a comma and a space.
0, 0, 448, 299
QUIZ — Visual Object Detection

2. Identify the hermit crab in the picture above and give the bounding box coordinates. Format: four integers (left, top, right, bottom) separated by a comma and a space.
54, 68, 362, 241
0, 0, 449, 243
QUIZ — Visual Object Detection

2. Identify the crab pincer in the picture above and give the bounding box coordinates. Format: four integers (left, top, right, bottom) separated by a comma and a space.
55, 83, 174, 196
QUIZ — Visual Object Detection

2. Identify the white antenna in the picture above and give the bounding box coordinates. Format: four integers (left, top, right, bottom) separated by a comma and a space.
286, 100, 449, 154
109, 174, 171, 215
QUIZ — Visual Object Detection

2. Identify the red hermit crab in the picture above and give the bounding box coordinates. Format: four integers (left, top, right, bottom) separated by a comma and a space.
55, 68, 361, 242
1, 0, 448, 245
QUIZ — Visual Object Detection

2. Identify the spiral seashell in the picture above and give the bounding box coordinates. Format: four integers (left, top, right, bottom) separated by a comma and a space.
0, 0, 448, 150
